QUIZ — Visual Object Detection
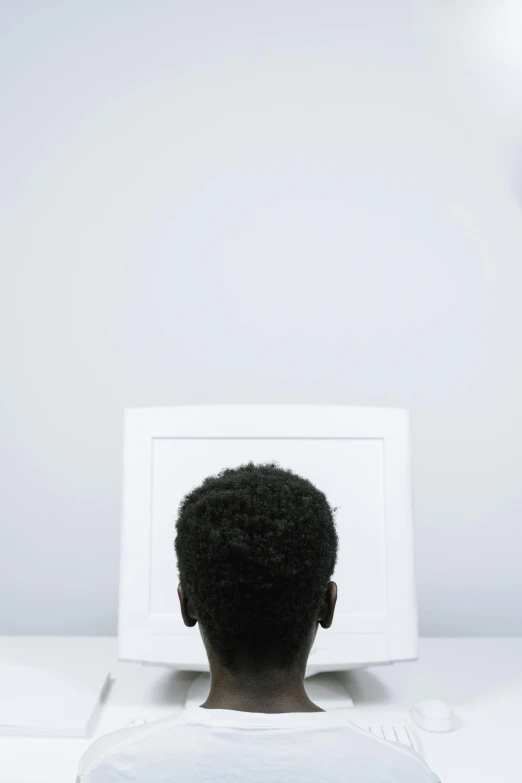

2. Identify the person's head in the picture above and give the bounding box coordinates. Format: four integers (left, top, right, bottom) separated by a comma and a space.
174, 461, 339, 672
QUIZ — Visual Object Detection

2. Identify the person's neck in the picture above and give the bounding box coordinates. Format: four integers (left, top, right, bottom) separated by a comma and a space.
200, 662, 324, 713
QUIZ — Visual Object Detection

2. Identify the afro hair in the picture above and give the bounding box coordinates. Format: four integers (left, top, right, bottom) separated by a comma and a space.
174, 461, 338, 669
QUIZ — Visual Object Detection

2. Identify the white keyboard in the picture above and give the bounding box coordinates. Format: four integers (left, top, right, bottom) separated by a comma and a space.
354, 721, 422, 756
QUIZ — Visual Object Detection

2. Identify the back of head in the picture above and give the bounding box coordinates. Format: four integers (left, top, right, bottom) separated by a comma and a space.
174, 461, 338, 670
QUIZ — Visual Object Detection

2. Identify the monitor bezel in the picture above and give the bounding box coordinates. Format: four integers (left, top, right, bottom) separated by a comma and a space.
118, 405, 418, 674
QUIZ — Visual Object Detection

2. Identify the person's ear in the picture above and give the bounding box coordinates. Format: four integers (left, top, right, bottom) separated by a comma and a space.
318, 581, 337, 629
178, 583, 198, 627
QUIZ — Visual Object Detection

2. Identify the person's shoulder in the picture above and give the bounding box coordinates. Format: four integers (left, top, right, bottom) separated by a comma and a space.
77, 712, 187, 780
344, 723, 440, 782
385, 742, 440, 782
77, 723, 151, 780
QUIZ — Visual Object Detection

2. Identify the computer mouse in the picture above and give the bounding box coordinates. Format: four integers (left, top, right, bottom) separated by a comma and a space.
410, 700, 456, 733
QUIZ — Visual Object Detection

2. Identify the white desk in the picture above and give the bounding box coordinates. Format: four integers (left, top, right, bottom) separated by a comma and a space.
1, 637, 521, 783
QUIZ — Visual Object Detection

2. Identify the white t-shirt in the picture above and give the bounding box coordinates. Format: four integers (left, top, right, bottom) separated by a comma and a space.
77, 706, 441, 783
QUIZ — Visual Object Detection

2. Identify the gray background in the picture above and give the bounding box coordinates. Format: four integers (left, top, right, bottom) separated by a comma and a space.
1, 1, 521, 635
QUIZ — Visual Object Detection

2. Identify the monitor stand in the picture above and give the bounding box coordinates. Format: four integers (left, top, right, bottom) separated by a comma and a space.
184, 671, 354, 710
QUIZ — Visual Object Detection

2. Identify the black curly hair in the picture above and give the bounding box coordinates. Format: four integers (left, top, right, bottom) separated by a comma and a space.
174, 461, 338, 669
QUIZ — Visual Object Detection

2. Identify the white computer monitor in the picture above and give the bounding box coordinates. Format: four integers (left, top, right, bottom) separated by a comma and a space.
118, 405, 418, 676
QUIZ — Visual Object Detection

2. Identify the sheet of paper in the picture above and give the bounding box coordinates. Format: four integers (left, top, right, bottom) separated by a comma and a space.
0, 663, 110, 736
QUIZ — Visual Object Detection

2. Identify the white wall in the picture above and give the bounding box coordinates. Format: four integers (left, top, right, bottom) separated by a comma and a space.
1, 1, 521, 636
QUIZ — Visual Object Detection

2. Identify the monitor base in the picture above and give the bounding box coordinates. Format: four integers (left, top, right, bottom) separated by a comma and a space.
184, 671, 354, 710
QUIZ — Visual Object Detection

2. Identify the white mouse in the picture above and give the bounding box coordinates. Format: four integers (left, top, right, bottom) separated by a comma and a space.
410, 699, 456, 733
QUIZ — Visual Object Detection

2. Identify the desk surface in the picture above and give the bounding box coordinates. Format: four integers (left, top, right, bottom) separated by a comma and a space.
1, 636, 521, 783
